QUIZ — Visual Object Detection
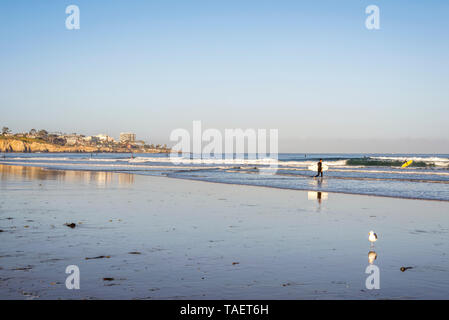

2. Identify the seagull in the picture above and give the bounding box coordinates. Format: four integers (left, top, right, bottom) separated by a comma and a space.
368, 231, 378, 244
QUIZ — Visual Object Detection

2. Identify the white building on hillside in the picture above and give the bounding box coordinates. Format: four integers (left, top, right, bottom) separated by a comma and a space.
96, 134, 115, 143
120, 132, 136, 143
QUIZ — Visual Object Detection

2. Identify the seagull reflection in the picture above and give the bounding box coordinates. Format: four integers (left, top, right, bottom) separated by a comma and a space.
368, 251, 377, 264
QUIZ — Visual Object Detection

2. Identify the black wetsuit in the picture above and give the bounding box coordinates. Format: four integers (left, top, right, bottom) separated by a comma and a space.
315, 162, 323, 177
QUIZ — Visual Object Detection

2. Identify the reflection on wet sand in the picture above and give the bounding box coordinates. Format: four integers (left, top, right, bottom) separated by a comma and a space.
0, 164, 134, 186
368, 251, 377, 264
308, 191, 328, 204
365, 250, 380, 289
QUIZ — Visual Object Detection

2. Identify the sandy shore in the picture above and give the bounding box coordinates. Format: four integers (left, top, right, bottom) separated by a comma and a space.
1, 164, 448, 299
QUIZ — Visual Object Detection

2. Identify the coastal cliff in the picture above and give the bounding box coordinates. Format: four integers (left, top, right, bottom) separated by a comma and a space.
0, 138, 168, 153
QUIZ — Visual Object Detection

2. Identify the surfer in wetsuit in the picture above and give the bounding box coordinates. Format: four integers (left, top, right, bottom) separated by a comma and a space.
314, 159, 323, 177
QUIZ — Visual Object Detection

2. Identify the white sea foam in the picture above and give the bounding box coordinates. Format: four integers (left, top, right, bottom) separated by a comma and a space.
329, 168, 449, 176
281, 160, 348, 167
88, 158, 127, 162
130, 156, 279, 165
2, 157, 72, 161
126, 157, 350, 167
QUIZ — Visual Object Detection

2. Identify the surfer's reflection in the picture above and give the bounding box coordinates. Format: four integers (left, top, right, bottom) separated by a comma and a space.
307, 191, 328, 204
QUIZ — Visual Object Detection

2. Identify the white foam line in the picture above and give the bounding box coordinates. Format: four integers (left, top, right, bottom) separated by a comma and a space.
267, 167, 449, 176
0, 161, 219, 170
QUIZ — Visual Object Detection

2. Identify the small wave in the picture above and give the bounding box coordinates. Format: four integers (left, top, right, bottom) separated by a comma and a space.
347, 158, 434, 167
131, 156, 279, 165
272, 171, 449, 184
281, 160, 348, 167
277, 167, 449, 176
88, 158, 129, 162
370, 156, 449, 167
371, 156, 449, 162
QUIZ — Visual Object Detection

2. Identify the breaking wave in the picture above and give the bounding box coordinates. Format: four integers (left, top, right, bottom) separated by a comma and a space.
346, 157, 449, 167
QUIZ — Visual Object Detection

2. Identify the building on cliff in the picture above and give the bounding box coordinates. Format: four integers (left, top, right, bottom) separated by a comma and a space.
120, 132, 136, 143
83, 136, 99, 144
64, 134, 84, 146
96, 134, 115, 143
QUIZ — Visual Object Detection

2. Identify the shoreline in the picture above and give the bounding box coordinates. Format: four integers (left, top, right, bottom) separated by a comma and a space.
1, 162, 447, 203
164, 173, 449, 203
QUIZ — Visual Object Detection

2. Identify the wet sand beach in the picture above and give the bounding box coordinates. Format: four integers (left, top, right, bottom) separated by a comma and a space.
1, 164, 448, 299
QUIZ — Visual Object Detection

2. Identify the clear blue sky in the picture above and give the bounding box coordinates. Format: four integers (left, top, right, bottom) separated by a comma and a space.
1, 0, 448, 152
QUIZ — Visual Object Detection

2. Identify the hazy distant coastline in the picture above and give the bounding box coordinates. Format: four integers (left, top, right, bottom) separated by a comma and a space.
0, 137, 170, 153
0, 127, 170, 153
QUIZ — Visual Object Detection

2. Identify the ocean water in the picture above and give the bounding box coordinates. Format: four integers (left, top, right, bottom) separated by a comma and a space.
1, 153, 449, 201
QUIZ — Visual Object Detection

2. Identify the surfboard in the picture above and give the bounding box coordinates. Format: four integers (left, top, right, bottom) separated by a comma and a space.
401, 160, 413, 168
308, 164, 329, 171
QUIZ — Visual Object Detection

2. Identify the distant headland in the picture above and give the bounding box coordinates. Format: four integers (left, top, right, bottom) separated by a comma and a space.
0, 127, 170, 153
